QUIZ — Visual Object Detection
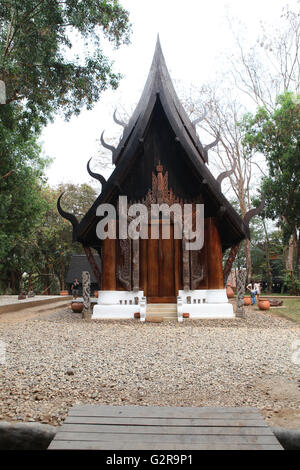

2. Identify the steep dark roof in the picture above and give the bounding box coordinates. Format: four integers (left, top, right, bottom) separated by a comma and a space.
66, 254, 101, 284
113, 36, 207, 165
75, 37, 250, 248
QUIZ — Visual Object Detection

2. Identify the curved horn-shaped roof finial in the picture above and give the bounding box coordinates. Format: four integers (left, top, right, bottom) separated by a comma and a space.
192, 110, 207, 127
57, 193, 79, 242
217, 160, 237, 186
113, 109, 127, 128
87, 158, 107, 189
203, 132, 221, 160
243, 193, 266, 228
101, 131, 116, 156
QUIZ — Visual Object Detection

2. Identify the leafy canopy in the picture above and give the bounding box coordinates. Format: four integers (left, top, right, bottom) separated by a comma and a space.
0, 0, 131, 123
242, 92, 300, 240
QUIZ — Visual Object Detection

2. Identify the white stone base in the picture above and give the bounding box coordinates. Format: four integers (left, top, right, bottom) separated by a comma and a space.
92, 304, 138, 320
91, 289, 234, 321
184, 303, 234, 319
177, 289, 235, 321
92, 290, 146, 321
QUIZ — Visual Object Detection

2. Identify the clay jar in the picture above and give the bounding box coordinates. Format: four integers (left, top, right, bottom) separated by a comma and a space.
244, 297, 251, 306
259, 299, 270, 311
71, 301, 84, 313
226, 283, 234, 299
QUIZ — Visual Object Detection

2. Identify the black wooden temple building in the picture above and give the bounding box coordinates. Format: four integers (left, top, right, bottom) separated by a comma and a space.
58, 38, 262, 320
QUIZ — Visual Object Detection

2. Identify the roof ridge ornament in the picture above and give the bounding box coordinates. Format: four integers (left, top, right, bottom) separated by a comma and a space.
113, 109, 127, 129
192, 110, 208, 128
57, 193, 79, 242
243, 193, 265, 228
217, 160, 237, 187
203, 132, 221, 160
87, 158, 107, 189
100, 131, 116, 157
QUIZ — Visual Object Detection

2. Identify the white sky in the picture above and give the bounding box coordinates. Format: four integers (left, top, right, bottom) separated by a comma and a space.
42, 0, 299, 187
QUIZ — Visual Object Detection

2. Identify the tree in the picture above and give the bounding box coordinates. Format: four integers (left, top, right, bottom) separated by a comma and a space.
0, 102, 48, 292
182, 4, 300, 279
242, 92, 300, 291
227, 6, 300, 112
0, 0, 131, 124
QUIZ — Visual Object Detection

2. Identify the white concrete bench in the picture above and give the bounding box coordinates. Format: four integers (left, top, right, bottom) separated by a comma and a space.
92, 291, 146, 321
177, 289, 234, 321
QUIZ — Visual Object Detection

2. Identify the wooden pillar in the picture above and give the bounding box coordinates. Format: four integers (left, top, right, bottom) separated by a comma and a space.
101, 238, 116, 290
182, 236, 190, 291
205, 217, 224, 289
132, 239, 139, 292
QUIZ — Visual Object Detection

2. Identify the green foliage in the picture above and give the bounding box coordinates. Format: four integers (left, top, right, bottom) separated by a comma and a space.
0, 103, 48, 266
242, 92, 300, 240
0, 178, 98, 293
0, 0, 131, 123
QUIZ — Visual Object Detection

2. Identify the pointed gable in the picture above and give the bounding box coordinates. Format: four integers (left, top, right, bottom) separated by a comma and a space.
75, 38, 250, 250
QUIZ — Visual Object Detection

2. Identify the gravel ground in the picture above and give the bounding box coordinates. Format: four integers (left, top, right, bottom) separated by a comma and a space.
0, 295, 62, 306
0, 306, 299, 428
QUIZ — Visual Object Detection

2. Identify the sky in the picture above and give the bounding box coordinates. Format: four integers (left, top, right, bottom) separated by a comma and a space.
42, 0, 299, 187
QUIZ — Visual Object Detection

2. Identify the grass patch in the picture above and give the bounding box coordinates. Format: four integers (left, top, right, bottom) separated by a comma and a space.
269, 298, 300, 323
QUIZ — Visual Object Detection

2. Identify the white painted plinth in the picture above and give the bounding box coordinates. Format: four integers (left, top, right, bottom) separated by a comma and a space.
92, 304, 138, 320
177, 289, 234, 320
185, 303, 234, 319
92, 290, 145, 321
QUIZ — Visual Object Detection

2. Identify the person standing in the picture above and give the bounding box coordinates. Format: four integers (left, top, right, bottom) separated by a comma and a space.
254, 281, 261, 302
71, 278, 80, 299
247, 281, 257, 305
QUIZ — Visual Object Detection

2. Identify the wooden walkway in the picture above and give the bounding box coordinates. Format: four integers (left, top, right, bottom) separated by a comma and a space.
48, 405, 283, 450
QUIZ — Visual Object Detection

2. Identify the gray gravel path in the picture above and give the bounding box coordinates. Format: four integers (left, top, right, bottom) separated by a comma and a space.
0, 307, 299, 428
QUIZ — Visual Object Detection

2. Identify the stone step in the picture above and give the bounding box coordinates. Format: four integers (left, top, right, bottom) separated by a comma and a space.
147, 303, 177, 311
146, 303, 178, 321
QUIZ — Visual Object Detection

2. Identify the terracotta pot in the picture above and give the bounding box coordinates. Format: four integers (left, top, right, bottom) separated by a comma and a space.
259, 299, 270, 311
134, 312, 140, 319
94, 291, 99, 298
244, 297, 251, 306
60, 290, 69, 296
71, 302, 84, 313
183, 313, 190, 319
226, 283, 234, 299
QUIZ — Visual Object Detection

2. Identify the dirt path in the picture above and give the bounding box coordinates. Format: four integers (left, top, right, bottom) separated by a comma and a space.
0, 300, 71, 323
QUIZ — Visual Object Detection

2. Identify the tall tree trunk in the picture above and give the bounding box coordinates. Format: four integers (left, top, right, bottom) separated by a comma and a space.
61, 261, 65, 291
296, 229, 300, 281
244, 239, 252, 280
239, 187, 252, 280
285, 232, 297, 293
285, 233, 295, 272
262, 218, 273, 292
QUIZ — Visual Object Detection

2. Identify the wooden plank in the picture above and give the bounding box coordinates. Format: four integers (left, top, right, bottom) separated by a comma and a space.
69, 405, 263, 420
60, 424, 274, 436
49, 440, 282, 450
49, 405, 283, 451
206, 218, 224, 289
53, 432, 280, 445
70, 404, 258, 412
147, 237, 159, 297
101, 238, 116, 290
159, 226, 175, 298
64, 417, 268, 427
67, 411, 263, 420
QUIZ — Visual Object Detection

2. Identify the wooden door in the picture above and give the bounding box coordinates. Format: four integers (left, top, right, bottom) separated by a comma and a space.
143, 221, 178, 303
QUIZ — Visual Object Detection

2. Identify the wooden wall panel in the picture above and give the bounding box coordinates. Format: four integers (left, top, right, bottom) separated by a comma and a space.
205, 218, 224, 289
101, 238, 116, 290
